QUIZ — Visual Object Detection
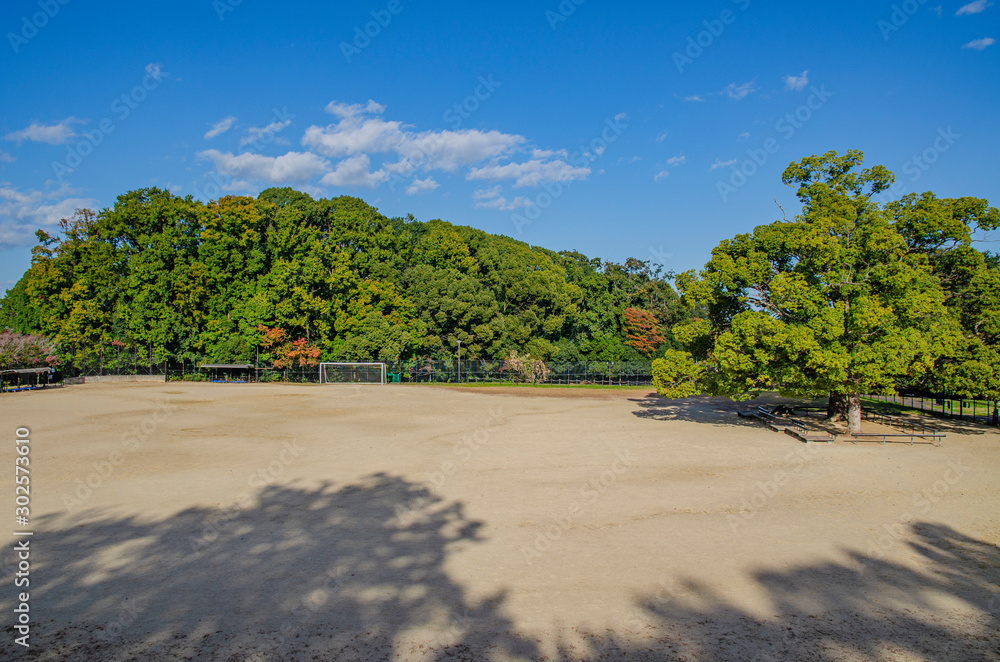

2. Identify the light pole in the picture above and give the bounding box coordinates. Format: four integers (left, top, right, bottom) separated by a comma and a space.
457, 339, 462, 383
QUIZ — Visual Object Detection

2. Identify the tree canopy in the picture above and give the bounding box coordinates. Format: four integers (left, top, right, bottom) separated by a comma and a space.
0, 187, 684, 367
653, 150, 999, 432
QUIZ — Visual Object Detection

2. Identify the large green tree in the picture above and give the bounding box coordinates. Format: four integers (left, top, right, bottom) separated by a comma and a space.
653, 151, 992, 433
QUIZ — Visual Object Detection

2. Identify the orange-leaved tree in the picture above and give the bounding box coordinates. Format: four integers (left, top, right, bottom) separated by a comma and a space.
623, 307, 664, 357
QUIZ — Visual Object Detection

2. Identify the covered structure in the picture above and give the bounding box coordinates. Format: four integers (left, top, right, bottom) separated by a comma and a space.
199, 364, 255, 383
0, 367, 55, 392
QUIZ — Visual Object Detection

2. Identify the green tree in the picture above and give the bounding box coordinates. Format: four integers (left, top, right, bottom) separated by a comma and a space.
655, 151, 967, 433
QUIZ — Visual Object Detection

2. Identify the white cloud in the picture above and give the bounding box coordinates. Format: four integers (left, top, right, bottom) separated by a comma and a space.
320, 154, 388, 189
466, 159, 589, 187
530, 148, 568, 159
711, 158, 738, 169
401, 130, 525, 171
204, 116, 237, 140
723, 81, 759, 100
0, 186, 97, 249
0, 151, 13, 163
665, 155, 686, 166
957, 0, 992, 14
655, 131, 669, 143
654, 170, 670, 182
783, 70, 810, 91
614, 112, 627, 122
302, 117, 407, 158
406, 177, 439, 195
198, 149, 330, 183
737, 132, 750, 142
4, 117, 85, 145
240, 120, 293, 146
682, 95, 705, 103
325, 99, 386, 118
472, 186, 531, 210
963, 36, 996, 49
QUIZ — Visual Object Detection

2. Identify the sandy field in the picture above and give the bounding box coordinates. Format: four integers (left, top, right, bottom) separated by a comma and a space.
0, 382, 998, 661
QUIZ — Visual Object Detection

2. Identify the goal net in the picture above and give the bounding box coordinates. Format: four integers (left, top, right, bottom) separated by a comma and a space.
318, 362, 386, 385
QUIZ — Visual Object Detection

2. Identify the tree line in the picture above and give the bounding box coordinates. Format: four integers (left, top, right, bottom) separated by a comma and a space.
0, 187, 683, 368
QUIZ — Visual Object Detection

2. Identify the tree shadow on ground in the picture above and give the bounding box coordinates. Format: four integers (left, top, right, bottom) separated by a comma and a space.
2, 475, 538, 661
630, 394, 803, 427
565, 523, 1000, 661
4, 477, 998, 661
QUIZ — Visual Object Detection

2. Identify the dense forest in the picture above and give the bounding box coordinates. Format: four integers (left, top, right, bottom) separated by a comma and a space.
0, 187, 685, 367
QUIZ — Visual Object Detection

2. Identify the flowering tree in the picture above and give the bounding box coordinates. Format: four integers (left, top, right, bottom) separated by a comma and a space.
0, 331, 58, 369
502, 350, 548, 383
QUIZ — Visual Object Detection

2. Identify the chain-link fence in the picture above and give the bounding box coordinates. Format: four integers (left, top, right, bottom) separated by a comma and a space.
54, 356, 654, 386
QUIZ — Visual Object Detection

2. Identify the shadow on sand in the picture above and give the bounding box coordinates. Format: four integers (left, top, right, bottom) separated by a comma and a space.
3, 476, 998, 660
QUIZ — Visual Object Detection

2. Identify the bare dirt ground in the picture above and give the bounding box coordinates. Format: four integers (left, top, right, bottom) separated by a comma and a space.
1, 382, 998, 661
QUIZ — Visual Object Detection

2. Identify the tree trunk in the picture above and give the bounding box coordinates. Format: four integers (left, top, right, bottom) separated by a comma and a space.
827, 392, 849, 420
828, 392, 862, 434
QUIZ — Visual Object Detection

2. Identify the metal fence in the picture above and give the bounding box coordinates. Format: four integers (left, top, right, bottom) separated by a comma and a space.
55, 354, 656, 386
865, 392, 999, 426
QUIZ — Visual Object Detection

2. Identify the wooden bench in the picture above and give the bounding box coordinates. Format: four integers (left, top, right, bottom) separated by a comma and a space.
783, 417, 836, 443
850, 432, 945, 447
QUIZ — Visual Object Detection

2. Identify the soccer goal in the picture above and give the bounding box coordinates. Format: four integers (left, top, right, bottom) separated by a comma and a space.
318, 362, 387, 385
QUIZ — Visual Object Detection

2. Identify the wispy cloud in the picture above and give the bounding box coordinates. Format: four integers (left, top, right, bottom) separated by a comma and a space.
4, 117, 85, 145
655, 131, 669, 143
665, 155, 686, 166
963, 36, 995, 49
240, 120, 292, 146
0, 151, 14, 163
466, 158, 589, 188
654, 170, 670, 182
957, 0, 992, 14
737, 132, 750, 142
723, 81, 758, 100
783, 70, 810, 91
406, 177, 439, 195
204, 116, 237, 140
682, 95, 705, 103
0, 185, 97, 249
711, 158, 738, 169
472, 186, 531, 210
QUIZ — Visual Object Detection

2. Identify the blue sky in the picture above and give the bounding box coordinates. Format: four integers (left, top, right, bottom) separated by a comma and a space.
1, 0, 997, 291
